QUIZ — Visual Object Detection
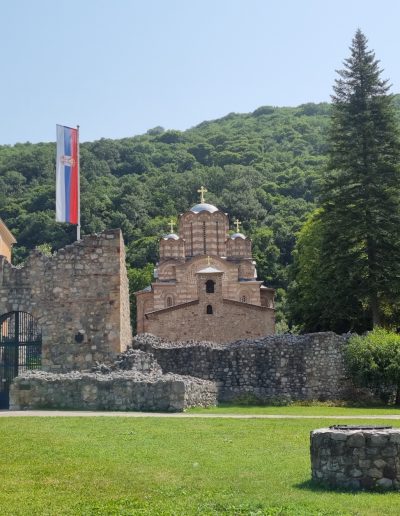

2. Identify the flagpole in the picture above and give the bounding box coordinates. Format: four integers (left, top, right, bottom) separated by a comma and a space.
76, 125, 81, 241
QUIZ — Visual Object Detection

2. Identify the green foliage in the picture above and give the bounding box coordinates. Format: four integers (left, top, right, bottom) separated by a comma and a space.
289, 30, 400, 332
127, 263, 154, 329
1, 79, 400, 331
345, 329, 400, 404
34, 243, 53, 256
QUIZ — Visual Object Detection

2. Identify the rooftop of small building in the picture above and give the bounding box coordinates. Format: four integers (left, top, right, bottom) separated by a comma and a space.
0, 218, 17, 244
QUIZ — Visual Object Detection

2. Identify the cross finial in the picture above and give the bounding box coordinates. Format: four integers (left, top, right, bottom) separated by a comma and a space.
168, 219, 175, 233
197, 185, 207, 203
234, 218, 241, 233
207, 255, 211, 266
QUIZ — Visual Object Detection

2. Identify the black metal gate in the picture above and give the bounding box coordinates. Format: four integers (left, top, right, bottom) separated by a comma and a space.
0, 311, 42, 409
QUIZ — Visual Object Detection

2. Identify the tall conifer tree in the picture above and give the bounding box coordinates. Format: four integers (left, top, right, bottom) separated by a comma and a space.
288, 30, 400, 332
319, 29, 400, 330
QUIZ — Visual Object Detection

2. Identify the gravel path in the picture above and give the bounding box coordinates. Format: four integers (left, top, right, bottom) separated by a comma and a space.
2, 410, 400, 419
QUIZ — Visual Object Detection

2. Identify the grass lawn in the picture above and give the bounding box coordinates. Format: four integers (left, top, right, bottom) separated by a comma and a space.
188, 404, 400, 416
1, 417, 400, 515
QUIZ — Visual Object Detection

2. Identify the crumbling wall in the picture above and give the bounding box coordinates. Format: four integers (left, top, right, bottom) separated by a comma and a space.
134, 332, 350, 402
0, 229, 132, 372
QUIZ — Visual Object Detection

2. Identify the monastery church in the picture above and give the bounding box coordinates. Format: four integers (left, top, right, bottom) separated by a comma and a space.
135, 187, 275, 343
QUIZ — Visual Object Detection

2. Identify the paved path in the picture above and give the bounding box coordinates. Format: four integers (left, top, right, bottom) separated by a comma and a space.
2, 410, 400, 419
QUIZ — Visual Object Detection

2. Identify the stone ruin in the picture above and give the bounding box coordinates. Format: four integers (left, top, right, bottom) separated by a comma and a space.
133, 332, 350, 403
0, 229, 363, 411
311, 425, 400, 490
11, 348, 217, 412
1, 229, 217, 412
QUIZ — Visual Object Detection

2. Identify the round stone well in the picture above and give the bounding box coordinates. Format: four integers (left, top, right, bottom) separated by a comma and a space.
311, 425, 400, 490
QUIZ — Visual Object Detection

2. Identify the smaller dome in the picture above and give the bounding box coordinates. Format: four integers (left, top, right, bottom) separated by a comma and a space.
231, 232, 246, 240
162, 233, 179, 240
190, 203, 219, 214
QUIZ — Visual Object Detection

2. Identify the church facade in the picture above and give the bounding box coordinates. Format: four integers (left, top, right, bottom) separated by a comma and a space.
135, 188, 275, 343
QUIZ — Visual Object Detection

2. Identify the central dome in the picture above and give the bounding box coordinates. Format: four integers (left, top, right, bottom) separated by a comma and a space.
190, 203, 219, 214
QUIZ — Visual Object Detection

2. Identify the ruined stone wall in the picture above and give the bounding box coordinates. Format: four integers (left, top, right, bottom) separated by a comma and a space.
0, 229, 132, 372
134, 332, 349, 402
311, 427, 400, 490
10, 369, 217, 412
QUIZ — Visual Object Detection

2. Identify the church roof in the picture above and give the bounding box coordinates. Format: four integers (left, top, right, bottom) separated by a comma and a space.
230, 232, 246, 240
196, 266, 223, 274
162, 233, 179, 240
190, 203, 219, 214
0, 218, 17, 245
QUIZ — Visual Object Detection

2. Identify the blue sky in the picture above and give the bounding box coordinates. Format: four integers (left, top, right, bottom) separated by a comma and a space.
1, 0, 399, 145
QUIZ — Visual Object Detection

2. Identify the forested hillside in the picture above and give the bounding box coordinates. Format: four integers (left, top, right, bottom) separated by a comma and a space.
1, 98, 399, 330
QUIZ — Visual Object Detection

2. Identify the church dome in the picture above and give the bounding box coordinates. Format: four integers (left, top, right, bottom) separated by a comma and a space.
190, 203, 219, 214
162, 233, 179, 240
230, 232, 246, 239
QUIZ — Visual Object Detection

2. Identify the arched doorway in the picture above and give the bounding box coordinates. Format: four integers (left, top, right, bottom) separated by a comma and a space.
0, 311, 42, 409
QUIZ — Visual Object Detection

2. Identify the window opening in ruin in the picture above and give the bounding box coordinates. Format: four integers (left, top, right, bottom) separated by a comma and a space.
206, 280, 215, 293
240, 295, 247, 303
206, 304, 213, 315
166, 296, 173, 308
203, 221, 206, 254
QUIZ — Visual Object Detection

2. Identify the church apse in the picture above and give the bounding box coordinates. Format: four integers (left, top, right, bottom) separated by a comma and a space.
135, 187, 275, 343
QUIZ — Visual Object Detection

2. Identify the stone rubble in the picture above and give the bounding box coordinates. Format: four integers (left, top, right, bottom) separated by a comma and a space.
10, 348, 217, 412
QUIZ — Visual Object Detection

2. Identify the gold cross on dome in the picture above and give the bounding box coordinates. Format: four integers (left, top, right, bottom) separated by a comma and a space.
197, 185, 208, 203
234, 218, 241, 233
168, 219, 175, 233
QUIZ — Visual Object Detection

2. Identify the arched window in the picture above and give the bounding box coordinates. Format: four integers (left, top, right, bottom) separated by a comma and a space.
206, 305, 213, 315
240, 295, 247, 303
166, 296, 173, 308
206, 280, 215, 293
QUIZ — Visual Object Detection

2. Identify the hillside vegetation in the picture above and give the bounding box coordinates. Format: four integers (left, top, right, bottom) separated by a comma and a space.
1, 98, 399, 329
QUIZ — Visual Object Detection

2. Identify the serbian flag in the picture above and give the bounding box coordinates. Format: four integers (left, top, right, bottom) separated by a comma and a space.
56, 125, 79, 224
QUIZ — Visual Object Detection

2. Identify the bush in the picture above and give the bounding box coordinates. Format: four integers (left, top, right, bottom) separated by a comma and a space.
345, 329, 400, 405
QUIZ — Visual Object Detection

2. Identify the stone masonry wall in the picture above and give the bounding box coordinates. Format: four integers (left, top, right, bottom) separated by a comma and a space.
10, 370, 217, 412
10, 349, 217, 412
0, 229, 132, 372
311, 427, 400, 490
134, 332, 349, 402
144, 297, 274, 343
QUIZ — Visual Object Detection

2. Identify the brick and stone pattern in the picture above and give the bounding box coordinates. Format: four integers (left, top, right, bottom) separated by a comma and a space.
10, 348, 217, 412
0, 229, 132, 372
135, 200, 275, 342
134, 332, 349, 402
311, 427, 400, 490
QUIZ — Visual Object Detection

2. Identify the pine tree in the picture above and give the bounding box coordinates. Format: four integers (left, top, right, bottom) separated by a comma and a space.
319, 29, 400, 330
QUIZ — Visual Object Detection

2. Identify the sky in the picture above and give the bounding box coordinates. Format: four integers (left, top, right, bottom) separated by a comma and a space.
1, 0, 400, 145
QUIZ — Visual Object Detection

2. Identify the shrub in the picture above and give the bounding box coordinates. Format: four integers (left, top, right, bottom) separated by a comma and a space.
345, 329, 400, 405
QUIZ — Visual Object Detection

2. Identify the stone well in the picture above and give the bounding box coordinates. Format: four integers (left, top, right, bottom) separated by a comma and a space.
311, 425, 400, 490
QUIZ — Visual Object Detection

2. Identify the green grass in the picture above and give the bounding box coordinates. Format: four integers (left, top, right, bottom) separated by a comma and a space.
1, 417, 400, 515
188, 403, 400, 416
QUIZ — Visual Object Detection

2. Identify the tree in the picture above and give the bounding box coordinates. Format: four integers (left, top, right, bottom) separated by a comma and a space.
345, 329, 400, 405
290, 30, 400, 332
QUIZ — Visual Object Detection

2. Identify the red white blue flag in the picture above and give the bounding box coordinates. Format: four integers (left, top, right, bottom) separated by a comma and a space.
56, 125, 79, 224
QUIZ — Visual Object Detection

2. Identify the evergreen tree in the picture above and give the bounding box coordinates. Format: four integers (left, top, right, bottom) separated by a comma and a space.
293, 29, 400, 332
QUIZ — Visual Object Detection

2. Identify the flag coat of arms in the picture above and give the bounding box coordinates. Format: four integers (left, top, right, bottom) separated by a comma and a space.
56, 125, 79, 224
